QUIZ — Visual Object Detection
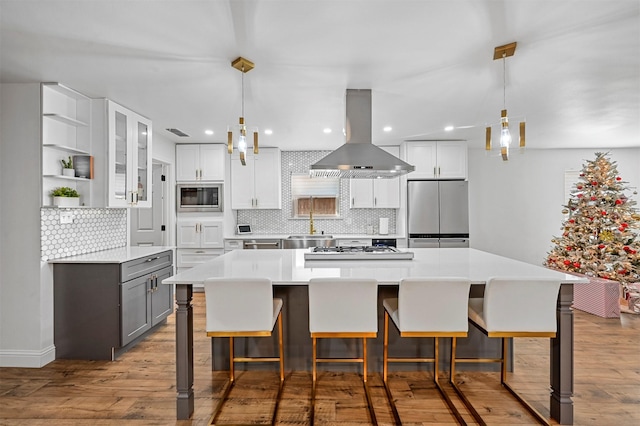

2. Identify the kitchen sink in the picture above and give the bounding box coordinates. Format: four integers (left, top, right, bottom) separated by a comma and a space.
282, 235, 336, 249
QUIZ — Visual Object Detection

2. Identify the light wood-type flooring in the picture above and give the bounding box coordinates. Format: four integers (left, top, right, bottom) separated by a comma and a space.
1, 293, 638, 425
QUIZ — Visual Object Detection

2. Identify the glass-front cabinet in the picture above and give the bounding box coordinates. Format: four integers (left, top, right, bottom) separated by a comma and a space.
105, 100, 152, 208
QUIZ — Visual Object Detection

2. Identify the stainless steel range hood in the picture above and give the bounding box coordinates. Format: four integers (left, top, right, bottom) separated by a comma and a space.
310, 89, 414, 179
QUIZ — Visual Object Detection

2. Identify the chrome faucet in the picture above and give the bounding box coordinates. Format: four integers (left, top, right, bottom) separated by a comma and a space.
309, 196, 316, 235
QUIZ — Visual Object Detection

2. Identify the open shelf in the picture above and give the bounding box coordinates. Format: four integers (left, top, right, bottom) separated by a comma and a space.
43, 113, 89, 127
42, 82, 91, 101
43, 174, 91, 182
43, 144, 90, 155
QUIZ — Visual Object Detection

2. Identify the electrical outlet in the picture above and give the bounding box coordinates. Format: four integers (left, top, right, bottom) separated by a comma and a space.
60, 211, 74, 224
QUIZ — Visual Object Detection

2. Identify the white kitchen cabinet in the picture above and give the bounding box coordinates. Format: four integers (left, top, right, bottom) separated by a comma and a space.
41, 83, 93, 207
176, 144, 225, 181
92, 99, 152, 207
176, 218, 224, 248
230, 148, 281, 209
403, 141, 467, 180
349, 146, 401, 208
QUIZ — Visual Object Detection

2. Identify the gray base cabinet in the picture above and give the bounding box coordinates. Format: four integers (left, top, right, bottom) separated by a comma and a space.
54, 250, 173, 360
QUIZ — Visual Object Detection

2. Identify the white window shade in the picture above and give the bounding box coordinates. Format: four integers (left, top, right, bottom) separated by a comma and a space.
291, 174, 339, 197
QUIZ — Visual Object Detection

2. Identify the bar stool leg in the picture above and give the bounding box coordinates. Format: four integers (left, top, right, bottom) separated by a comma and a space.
432, 337, 467, 425
382, 312, 402, 425
311, 336, 317, 426
361, 337, 378, 426
450, 337, 486, 426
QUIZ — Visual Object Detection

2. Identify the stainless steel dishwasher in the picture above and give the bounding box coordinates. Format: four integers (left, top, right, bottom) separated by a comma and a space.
242, 239, 282, 249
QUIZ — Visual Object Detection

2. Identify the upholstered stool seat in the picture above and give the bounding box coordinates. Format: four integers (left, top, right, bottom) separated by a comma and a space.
203, 277, 285, 426
452, 276, 562, 426
383, 277, 471, 425
308, 277, 378, 425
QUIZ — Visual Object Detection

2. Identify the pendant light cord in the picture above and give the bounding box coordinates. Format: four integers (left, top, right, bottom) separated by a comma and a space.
241, 66, 245, 117
503, 53, 507, 110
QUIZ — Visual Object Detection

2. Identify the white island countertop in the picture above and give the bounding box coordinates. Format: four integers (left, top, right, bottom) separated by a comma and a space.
48, 246, 175, 264
163, 248, 586, 286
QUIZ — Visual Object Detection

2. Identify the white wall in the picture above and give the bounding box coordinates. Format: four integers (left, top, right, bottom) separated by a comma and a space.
0, 83, 55, 367
468, 148, 640, 266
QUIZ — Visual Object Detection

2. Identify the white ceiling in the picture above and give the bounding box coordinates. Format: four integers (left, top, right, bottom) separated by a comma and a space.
1, 0, 639, 151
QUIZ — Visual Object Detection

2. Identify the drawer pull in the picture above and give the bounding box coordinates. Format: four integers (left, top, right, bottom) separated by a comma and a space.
146, 256, 160, 262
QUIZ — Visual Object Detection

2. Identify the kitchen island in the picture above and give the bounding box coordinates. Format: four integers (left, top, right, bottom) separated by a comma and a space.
162, 248, 586, 424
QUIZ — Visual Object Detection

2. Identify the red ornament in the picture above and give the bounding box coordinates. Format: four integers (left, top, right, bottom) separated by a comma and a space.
601, 211, 607, 215
616, 177, 622, 181
623, 246, 630, 252
591, 196, 597, 201
598, 244, 605, 249
603, 275, 610, 280
577, 184, 583, 189
566, 246, 573, 251
573, 262, 581, 268
577, 194, 583, 198
563, 260, 571, 265
631, 250, 637, 255
580, 173, 585, 177
615, 199, 623, 205
619, 269, 627, 275
569, 219, 575, 223
592, 181, 598, 186
622, 223, 628, 228
589, 217, 594, 221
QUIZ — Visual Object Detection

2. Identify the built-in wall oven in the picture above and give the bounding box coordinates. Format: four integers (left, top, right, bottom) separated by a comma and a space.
177, 183, 223, 212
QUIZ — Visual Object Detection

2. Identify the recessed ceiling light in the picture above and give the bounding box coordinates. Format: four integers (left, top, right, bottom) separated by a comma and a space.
264, 129, 273, 135
323, 128, 332, 134
444, 126, 454, 131
205, 129, 214, 135
383, 126, 392, 132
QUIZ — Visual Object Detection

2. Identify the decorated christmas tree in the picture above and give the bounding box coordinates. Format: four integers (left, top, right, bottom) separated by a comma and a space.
545, 152, 640, 291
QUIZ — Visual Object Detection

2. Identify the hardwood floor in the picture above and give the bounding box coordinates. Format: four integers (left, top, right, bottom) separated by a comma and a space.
1, 293, 638, 425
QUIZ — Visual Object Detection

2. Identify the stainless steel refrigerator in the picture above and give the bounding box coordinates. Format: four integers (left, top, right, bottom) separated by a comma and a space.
408, 180, 469, 248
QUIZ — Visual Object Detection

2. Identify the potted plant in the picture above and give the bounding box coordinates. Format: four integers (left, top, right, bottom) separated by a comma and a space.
61, 156, 75, 177
51, 186, 80, 207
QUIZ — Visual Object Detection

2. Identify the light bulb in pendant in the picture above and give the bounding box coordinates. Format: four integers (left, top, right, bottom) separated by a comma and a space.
237, 134, 247, 153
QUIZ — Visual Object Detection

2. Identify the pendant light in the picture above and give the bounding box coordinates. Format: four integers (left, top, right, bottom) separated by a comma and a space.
486, 42, 525, 161
228, 57, 258, 166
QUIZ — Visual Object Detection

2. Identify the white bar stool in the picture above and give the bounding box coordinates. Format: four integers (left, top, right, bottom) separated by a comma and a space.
308, 277, 378, 426
203, 277, 285, 426
451, 276, 562, 426
383, 277, 471, 425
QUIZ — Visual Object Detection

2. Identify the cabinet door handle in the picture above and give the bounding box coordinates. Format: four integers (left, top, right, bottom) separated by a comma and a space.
438, 166, 441, 176
352, 197, 355, 207
374, 197, 377, 207
145, 256, 159, 262
433, 166, 437, 177
147, 277, 153, 293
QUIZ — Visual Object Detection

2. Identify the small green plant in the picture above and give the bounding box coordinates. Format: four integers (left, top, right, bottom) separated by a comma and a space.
61, 156, 73, 169
50, 187, 79, 197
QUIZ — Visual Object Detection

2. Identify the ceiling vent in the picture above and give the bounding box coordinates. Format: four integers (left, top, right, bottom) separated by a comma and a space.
166, 128, 190, 137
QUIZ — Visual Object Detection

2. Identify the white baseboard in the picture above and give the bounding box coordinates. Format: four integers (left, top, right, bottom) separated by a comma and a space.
0, 345, 55, 368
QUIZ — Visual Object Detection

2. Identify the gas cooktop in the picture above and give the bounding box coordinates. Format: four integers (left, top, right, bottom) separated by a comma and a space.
304, 245, 414, 260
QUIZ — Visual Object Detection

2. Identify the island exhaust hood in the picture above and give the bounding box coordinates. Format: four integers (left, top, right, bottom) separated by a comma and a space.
310, 89, 414, 179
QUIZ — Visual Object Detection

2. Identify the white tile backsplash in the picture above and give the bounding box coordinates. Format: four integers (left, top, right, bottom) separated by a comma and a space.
236, 150, 396, 235
41, 208, 127, 261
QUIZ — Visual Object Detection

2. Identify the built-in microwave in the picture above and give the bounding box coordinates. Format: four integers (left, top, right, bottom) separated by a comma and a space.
177, 183, 223, 212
